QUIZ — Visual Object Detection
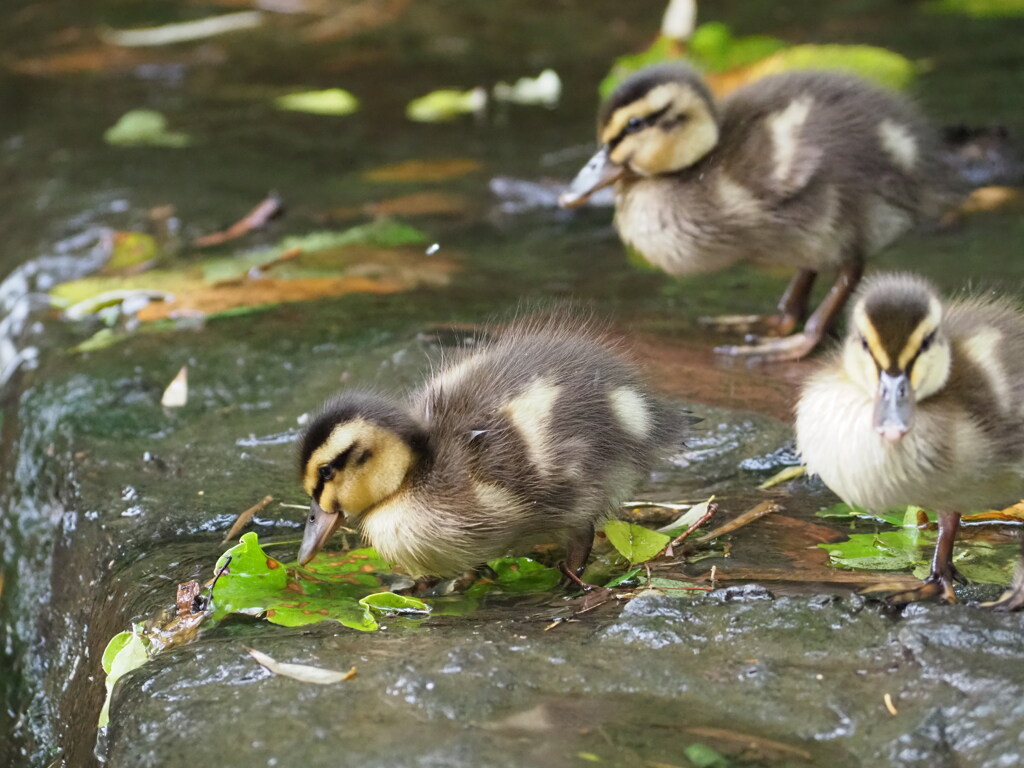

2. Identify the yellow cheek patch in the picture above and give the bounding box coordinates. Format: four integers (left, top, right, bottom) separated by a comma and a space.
853, 303, 890, 371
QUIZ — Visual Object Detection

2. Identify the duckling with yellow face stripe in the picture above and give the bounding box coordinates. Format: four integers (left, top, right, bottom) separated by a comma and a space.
297, 320, 689, 580
796, 274, 1024, 606
561, 64, 962, 361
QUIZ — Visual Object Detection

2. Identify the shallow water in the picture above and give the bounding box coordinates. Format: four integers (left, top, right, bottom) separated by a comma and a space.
1, 1, 1023, 766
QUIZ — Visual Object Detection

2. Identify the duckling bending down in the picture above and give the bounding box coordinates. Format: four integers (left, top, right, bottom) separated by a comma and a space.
297, 320, 689, 580
796, 273, 1024, 607
560, 64, 961, 361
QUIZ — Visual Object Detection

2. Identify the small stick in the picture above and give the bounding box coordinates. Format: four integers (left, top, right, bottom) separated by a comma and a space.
222, 495, 274, 543
696, 500, 780, 542
657, 502, 719, 558
193, 193, 284, 248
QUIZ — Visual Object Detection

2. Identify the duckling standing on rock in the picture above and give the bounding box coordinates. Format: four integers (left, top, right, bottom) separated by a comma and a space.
796, 273, 1024, 607
297, 319, 689, 581
560, 64, 962, 361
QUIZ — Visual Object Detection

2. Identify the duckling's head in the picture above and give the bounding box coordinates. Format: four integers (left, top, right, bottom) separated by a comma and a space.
842, 274, 951, 443
560, 64, 719, 207
297, 393, 428, 564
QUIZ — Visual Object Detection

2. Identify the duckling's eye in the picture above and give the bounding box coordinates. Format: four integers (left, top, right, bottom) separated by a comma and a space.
920, 331, 936, 353
318, 465, 333, 482
860, 336, 870, 352
625, 116, 644, 134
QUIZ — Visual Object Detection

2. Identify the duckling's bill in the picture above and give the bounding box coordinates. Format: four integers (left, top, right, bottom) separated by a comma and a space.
298, 498, 343, 565
874, 370, 914, 442
559, 146, 624, 208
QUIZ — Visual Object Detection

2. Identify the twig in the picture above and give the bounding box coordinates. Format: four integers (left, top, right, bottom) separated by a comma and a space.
696, 500, 781, 542
658, 502, 718, 559
222, 495, 274, 543
193, 193, 283, 248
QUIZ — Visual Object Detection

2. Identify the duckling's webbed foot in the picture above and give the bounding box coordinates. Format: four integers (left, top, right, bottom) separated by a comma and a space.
700, 269, 816, 338
715, 262, 862, 362
699, 313, 800, 338
982, 548, 1024, 611
887, 511, 964, 606
715, 331, 822, 362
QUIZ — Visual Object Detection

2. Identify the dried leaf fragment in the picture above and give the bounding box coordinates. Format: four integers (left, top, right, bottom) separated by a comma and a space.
161, 366, 188, 408
246, 647, 355, 684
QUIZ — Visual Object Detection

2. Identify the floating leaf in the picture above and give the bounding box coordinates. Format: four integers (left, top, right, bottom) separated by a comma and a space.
405, 87, 487, 122
160, 366, 188, 408
604, 521, 671, 564
103, 11, 263, 47
656, 496, 716, 534
684, 742, 730, 768
359, 592, 430, 614
364, 158, 482, 182
473, 557, 562, 594
103, 232, 160, 274
104, 110, 191, 148
757, 465, 807, 490
274, 88, 360, 116
815, 502, 909, 527
493, 69, 561, 107
246, 647, 355, 684
750, 44, 916, 91
99, 629, 151, 727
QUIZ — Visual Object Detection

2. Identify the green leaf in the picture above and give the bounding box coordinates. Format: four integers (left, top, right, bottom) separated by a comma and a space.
359, 592, 430, 614
815, 502, 906, 527
211, 533, 385, 631
689, 21, 786, 71
768, 44, 916, 91
104, 110, 191, 148
684, 742, 730, 768
406, 87, 487, 122
925, 0, 1024, 17
99, 629, 150, 727
604, 521, 671, 564
604, 567, 643, 588
274, 88, 360, 116
820, 530, 929, 571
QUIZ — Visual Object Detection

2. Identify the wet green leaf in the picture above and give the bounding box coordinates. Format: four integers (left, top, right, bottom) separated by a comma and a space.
926, 0, 1024, 16
815, 502, 914, 527
406, 87, 487, 122
359, 592, 430, 614
104, 232, 160, 273
212, 533, 385, 631
685, 742, 730, 768
99, 629, 150, 727
765, 44, 916, 91
274, 88, 360, 116
604, 521, 671, 564
479, 557, 562, 593
688, 21, 786, 71
104, 110, 191, 148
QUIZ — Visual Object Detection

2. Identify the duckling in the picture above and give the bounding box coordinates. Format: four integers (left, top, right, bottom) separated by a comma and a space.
560, 64, 961, 361
795, 273, 1024, 607
296, 318, 689, 580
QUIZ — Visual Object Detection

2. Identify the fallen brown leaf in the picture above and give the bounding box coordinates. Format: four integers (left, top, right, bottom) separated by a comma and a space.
193, 194, 284, 248
222, 494, 274, 543
364, 158, 482, 183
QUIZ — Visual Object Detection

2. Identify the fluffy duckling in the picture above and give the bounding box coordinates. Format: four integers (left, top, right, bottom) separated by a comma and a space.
297, 319, 689, 579
560, 64, 960, 361
796, 273, 1024, 606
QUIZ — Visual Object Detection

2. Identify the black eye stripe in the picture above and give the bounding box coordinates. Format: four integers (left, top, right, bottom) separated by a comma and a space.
611, 104, 672, 146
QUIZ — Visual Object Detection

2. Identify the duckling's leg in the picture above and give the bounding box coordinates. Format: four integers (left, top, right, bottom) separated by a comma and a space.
982, 541, 1024, 611
700, 269, 816, 337
559, 522, 596, 590
715, 260, 863, 362
887, 511, 966, 605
